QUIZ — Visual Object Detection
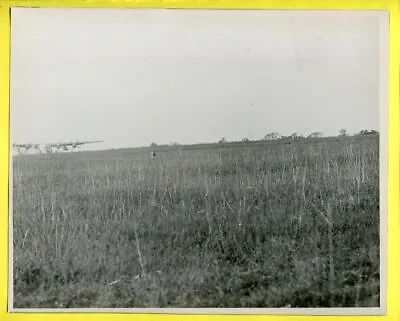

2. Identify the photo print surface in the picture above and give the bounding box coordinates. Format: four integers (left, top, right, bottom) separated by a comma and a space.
9, 8, 388, 313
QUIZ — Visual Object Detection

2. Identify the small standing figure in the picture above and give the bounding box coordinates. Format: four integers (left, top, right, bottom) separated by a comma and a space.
151, 151, 156, 160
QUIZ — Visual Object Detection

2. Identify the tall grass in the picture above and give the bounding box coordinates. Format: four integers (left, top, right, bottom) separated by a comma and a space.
12, 137, 380, 308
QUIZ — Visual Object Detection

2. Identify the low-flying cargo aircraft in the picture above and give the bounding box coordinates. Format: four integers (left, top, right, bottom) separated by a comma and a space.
12, 140, 103, 154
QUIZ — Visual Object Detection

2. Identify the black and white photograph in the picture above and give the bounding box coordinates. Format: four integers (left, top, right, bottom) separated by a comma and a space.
9, 8, 388, 313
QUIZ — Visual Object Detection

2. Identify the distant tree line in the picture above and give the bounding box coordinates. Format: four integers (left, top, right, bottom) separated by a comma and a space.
149, 129, 378, 147
218, 128, 378, 144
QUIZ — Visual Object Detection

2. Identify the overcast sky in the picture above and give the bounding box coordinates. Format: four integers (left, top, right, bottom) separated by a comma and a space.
10, 8, 384, 150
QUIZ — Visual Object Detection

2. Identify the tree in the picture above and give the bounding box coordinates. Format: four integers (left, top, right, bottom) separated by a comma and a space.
358, 129, 379, 136
150, 142, 157, 148
241, 137, 250, 142
218, 137, 227, 143
308, 132, 324, 138
264, 132, 281, 140
339, 128, 348, 136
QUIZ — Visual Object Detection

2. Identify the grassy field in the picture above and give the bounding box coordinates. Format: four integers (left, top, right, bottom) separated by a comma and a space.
12, 136, 380, 308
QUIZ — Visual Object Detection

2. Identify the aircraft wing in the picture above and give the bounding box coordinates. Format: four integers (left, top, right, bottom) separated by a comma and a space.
75, 140, 103, 145
47, 140, 103, 146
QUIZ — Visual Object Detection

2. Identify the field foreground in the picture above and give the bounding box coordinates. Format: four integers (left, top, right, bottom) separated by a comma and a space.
12, 137, 380, 308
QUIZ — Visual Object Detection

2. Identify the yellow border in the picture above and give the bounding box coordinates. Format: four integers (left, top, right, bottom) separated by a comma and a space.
0, 0, 399, 321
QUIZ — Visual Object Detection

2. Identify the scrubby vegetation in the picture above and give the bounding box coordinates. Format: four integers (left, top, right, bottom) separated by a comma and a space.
12, 136, 380, 308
